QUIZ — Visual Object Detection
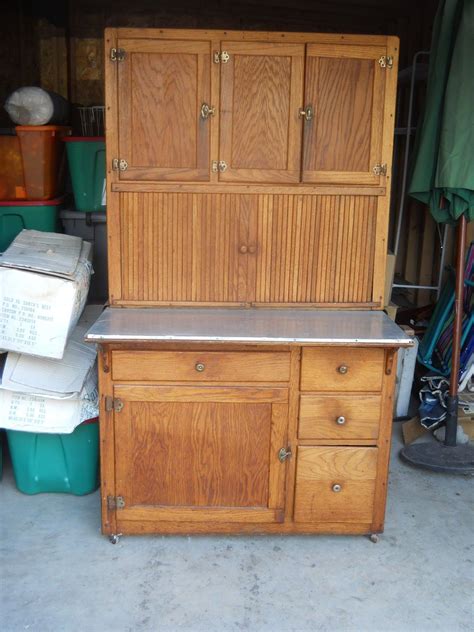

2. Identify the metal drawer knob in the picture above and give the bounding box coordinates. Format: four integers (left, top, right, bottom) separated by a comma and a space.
332, 484, 342, 493
336, 416, 346, 425
195, 362, 205, 372
337, 365, 348, 374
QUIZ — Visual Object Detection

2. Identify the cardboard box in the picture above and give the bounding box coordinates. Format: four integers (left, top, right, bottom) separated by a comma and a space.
0, 230, 92, 359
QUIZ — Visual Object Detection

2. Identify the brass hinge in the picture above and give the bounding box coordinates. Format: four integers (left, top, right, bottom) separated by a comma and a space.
110, 47, 126, 62
373, 163, 388, 176
213, 50, 230, 64
378, 55, 393, 69
105, 396, 124, 413
212, 160, 227, 173
112, 158, 128, 171
107, 495, 125, 510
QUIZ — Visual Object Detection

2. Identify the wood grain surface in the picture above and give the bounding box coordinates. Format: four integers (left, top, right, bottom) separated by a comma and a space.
299, 394, 382, 439
112, 350, 291, 382
294, 446, 378, 523
114, 192, 377, 305
219, 41, 304, 183
301, 347, 384, 391
117, 39, 210, 181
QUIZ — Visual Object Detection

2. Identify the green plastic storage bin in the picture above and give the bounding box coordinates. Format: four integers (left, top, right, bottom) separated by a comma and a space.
0, 198, 62, 252
64, 137, 106, 212
6, 418, 99, 495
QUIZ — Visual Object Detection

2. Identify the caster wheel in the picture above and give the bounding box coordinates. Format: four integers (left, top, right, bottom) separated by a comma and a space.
369, 533, 379, 544
109, 533, 121, 544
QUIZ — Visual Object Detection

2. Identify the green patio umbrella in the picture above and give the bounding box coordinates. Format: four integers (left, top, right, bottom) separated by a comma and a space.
401, 0, 474, 472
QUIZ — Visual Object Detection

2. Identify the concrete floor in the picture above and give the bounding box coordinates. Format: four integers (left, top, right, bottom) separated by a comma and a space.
1, 427, 473, 632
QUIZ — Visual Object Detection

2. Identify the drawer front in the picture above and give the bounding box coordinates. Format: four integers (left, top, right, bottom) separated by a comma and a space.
112, 350, 291, 382
301, 348, 384, 392
294, 446, 378, 523
299, 394, 381, 440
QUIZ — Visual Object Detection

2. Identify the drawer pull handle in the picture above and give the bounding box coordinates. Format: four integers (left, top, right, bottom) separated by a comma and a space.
195, 362, 205, 372
332, 484, 342, 493
337, 365, 348, 375
336, 416, 346, 425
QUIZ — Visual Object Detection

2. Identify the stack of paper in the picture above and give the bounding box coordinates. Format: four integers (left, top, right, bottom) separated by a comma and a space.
0, 306, 102, 434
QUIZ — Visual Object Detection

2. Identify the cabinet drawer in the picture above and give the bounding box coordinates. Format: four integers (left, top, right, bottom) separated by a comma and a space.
299, 394, 381, 440
112, 350, 291, 382
301, 348, 384, 392
294, 446, 378, 523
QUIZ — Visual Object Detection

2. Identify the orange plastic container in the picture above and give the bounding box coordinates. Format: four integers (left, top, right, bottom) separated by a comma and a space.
16, 125, 71, 200
0, 136, 26, 200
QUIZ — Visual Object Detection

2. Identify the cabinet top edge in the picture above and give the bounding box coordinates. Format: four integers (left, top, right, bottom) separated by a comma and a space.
85, 307, 413, 348
106, 27, 398, 47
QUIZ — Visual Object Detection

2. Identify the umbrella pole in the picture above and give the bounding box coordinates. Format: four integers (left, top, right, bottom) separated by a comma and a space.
400, 213, 474, 473
444, 214, 467, 446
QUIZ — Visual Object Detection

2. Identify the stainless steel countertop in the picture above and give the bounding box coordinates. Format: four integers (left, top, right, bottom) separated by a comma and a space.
85, 308, 413, 347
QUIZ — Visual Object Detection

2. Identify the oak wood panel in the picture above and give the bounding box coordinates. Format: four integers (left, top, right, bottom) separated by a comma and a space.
119, 192, 257, 303
115, 400, 272, 507
97, 346, 116, 535
117, 507, 284, 523
117, 39, 211, 181
299, 394, 382, 440
256, 195, 377, 304
300, 347, 384, 392
112, 350, 291, 382
294, 446, 378, 523
302, 43, 386, 185
114, 384, 287, 403
219, 42, 304, 183
115, 519, 372, 535
371, 349, 398, 532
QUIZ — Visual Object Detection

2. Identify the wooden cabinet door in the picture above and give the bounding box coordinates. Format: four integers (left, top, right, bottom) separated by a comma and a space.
219, 42, 304, 183
302, 44, 386, 185
112, 385, 289, 525
116, 39, 211, 181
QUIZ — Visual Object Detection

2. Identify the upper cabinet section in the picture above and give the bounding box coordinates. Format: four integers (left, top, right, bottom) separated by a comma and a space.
106, 30, 398, 191
116, 38, 211, 181
219, 42, 304, 183
302, 44, 386, 186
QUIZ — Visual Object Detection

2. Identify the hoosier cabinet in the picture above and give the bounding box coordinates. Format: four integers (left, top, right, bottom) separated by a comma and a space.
86, 28, 413, 540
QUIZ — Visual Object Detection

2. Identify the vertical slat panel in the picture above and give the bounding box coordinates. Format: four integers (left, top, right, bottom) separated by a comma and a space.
117, 192, 377, 305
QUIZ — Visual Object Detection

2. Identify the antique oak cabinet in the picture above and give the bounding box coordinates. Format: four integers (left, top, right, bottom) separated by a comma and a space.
87, 28, 412, 540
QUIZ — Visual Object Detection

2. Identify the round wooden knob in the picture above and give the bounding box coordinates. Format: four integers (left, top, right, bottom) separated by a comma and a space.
337, 365, 348, 374
332, 484, 342, 493
248, 245, 256, 254
239, 245, 248, 254
195, 362, 205, 372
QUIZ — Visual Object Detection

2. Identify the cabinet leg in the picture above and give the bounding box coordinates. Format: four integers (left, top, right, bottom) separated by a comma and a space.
369, 533, 379, 543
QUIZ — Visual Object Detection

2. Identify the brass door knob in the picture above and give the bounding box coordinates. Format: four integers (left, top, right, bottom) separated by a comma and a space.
200, 103, 215, 119
332, 484, 342, 493
298, 105, 313, 121
336, 416, 346, 425
239, 245, 248, 254
337, 365, 348, 374
195, 362, 205, 372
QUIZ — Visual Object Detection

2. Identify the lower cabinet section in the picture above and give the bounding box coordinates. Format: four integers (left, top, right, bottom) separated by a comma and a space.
98, 343, 397, 537
294, 447, 378, 523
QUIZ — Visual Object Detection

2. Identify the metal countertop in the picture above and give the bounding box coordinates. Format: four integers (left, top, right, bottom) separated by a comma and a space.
85, 307, 413, 347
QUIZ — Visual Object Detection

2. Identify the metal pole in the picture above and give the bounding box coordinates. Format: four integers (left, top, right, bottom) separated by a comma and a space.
444, 214, 467, 447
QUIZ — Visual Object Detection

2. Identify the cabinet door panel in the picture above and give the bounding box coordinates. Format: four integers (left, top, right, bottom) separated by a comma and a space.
219, 42, 304, 183
117, 39, 211, 181
302, 44, 386, 185
113, 386, 288, 524
118, 192, 257, 303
